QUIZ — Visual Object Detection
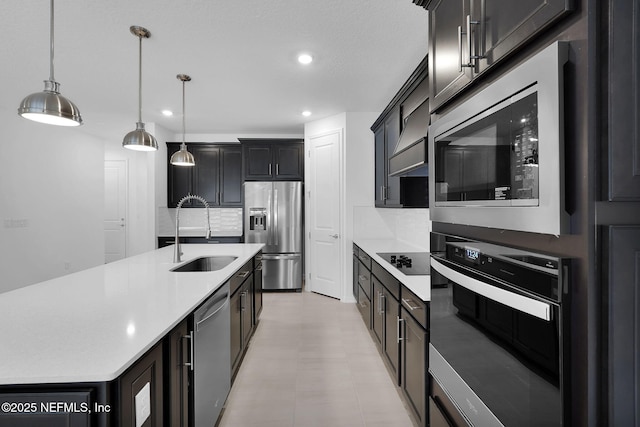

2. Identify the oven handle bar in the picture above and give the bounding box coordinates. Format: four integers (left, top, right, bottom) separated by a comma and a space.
431, 258, 552, 321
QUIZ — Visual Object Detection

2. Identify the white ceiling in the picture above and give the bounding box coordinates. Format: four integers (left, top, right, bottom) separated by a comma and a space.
0, 0, 427, 140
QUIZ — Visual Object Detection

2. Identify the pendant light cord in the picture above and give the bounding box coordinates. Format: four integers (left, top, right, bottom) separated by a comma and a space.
181, 80, 186, 147
49, 0, 55, 82
138, 34, 143, 123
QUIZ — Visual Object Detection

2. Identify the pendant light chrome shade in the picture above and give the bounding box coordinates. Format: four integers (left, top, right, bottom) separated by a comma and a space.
18, 0, 82, 126
123, 26, 157, 151
170, 74, 195, 166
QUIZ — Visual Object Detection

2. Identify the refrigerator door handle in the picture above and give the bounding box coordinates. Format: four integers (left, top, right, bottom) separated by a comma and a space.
267, 188, 273, 245
261, 254, 301, 261
273, 188, 279, 246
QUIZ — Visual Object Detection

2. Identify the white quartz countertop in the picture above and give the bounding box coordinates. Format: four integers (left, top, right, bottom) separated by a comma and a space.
0, 243, 263, 385
353, 238, 431, 301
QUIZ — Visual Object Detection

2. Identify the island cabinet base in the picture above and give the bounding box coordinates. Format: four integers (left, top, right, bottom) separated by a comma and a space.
0, 383, 111, 427
114, 342, 164, 427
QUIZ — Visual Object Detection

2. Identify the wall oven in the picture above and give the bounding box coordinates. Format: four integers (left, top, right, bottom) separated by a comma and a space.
429, 234, 570, 426
429, 41, 569, 235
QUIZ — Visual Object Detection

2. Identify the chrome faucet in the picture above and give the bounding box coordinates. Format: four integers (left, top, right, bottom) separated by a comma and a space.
174, 194, 212, 263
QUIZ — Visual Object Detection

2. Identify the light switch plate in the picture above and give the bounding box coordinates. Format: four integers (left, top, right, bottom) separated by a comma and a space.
135, 382, 151, 427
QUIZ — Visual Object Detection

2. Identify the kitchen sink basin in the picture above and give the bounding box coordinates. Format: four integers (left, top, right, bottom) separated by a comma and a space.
171, 256, 238, 272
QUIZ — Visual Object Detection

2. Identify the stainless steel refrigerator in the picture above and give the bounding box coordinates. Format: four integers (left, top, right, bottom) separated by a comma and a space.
244, 181, 302, 290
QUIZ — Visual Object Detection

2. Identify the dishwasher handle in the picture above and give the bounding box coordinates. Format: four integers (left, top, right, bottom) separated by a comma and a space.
196, 292, 230, 330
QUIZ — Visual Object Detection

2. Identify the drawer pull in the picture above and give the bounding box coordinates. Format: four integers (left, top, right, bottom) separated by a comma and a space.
402, 298, 421, 311
237, 271, 250, 278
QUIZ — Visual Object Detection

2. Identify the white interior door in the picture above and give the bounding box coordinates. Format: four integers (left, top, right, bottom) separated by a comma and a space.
307, 129, 342, 299
104, 160, 127, 263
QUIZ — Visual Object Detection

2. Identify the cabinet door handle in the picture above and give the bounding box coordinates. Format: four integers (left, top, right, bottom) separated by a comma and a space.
467, 15, 485, 63
397, 316, 404, 343
466, 15, 473, 66
183, 331, 194, 371
458, 24, 464, 72
381, 294, 386, 315
402, 298, 421, 311
276, 164, 279, 176
269, 163, 272, 175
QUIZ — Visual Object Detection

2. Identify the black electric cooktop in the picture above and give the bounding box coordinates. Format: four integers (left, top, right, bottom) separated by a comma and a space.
376, 252, 431, 275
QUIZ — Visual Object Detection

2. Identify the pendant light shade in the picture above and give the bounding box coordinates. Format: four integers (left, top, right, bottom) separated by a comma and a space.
18, 0, 82, 126
170, 74, 195, 167
123, 26, 157, 151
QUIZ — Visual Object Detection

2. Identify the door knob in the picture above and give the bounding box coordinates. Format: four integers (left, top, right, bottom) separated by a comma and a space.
330, 234, 339, 239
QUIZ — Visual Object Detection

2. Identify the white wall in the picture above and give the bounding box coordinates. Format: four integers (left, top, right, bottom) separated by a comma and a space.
0, 108, 105, 294
353, 207, 431, 250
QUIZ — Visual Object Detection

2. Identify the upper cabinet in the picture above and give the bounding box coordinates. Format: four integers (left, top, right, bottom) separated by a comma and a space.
374, 108, 402, 207
167, 143, 243, 208
240, 139, 304, 181
607, 0, 640, 201
427, 0, 572, 111
372, 55, 429, 208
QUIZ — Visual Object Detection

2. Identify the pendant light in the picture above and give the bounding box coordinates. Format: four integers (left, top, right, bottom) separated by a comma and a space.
170, 75, 195, 166
18, 0, 82, 126
122, 26, 158, 151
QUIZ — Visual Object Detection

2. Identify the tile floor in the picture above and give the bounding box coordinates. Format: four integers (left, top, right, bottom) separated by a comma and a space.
219, 291, 415, 427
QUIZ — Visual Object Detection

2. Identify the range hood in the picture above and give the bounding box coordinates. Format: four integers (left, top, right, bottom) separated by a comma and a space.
389, 100, 429, 177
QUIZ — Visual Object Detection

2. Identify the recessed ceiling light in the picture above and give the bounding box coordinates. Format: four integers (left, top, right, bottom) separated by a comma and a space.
162, 110, 173, 117
298, 54, 313, 65
302, 111, 312, 117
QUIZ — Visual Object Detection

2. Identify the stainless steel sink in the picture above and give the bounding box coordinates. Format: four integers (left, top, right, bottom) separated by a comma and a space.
171, 256, 238, 272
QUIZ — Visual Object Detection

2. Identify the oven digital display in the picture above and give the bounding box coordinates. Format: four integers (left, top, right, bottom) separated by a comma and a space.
465, 247, 481, 263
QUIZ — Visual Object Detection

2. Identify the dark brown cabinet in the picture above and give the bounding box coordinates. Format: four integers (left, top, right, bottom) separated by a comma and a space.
372, 55, 428, 208
253, 253, 263, 325
400, 294, 429, 427
428, 0, 473, 113
167, 143, 243, 208
373, 108, 401, 207
357, 285, 372, 330
604, 226, 640, 425
356, 261, 372, 331
220, 146, 243, 205
352, 246, 430, 426
117, 343, 164, 427
606, 0, 640, 201
165, 319, 189, 427
427, 0, 572, 111
241, 139, 304, 181
0, 391, 94, 427
230, 260, 254, 378
167, 143, 193, 208
372, 262, 401, 383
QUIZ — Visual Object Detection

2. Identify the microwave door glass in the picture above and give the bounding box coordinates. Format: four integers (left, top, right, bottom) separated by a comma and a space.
435, 92, 539, 206
511, 92, 539, 202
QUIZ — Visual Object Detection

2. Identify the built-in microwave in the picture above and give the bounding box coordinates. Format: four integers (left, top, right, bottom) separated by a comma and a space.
429, 42, 569, 235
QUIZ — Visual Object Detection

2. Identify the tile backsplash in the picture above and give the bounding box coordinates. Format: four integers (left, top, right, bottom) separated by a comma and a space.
157, 207, 243, 237
353, 206, 431, 250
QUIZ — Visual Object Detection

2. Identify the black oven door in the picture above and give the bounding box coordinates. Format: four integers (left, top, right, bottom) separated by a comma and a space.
429, 256, 566, 427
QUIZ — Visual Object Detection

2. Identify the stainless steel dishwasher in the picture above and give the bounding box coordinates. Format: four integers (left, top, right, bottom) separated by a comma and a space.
190, 282, 230, 426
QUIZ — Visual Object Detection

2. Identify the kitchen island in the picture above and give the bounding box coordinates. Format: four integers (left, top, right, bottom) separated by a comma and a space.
0, 243, 263, 426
